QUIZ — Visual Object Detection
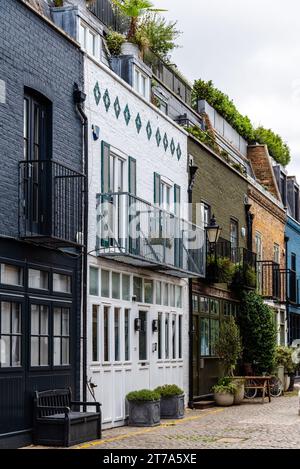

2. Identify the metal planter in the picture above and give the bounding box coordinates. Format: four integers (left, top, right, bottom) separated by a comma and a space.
128, 400, 161, 427
160, 395, 185, 419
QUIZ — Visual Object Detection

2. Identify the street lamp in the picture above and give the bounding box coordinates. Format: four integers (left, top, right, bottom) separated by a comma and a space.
205, 214, 222, 245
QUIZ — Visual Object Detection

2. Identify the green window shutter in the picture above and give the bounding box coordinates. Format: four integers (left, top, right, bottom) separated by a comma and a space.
154, 172, 161, 205
101, 140, 111, 193
174, 184, 181, 216
128, 157, 137, 195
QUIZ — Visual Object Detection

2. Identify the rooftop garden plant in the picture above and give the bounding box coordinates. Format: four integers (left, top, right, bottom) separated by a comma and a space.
106, 30, 126, 56
192, 79, 291, 166
126, 389, 160, 401
155, 384, 183, 398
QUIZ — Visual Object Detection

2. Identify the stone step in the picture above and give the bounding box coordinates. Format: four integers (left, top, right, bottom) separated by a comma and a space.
193, 400, 216, 410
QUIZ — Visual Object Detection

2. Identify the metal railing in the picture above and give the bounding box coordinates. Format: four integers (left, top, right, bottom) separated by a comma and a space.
88, 0, 127, 32
19, 160, 85, 246
95, 192, 206, 277
257, 261, 297, 303
206, 239, 257, 289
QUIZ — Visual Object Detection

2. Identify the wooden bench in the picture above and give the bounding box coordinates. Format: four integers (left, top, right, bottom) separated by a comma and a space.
33, 388, 102, 447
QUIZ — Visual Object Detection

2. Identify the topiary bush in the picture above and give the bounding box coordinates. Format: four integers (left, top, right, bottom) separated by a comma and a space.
126, 389, 160, 402
215, 316, 243, 376
155, 384, 183, 398
237, 291, 277, 374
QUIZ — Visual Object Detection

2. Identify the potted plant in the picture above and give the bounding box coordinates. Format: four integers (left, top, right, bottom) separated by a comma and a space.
212, 377, 237, 407
206, 255, 235, 284
274, 346, 297, 391
126, 389, 161, 427
155, 384, 184, 419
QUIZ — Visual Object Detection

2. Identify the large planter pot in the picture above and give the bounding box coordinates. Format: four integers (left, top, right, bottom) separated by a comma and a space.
233, 383, 245, 405
214, 392, 234, 407
121, 41, 140, 58
160, 395, 185, 419
128, 400, 160, 427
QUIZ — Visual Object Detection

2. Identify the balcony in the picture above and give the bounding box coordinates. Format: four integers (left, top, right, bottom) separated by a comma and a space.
95, 192, 206, 278
257, 261, 297, 303
206, 239, 257, 289
19, 160, 85, 248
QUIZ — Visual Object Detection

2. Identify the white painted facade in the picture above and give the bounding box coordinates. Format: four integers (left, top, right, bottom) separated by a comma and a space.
84, 55, 195, 428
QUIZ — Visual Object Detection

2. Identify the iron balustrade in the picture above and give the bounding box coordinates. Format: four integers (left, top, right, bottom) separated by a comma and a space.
19, 160, 85, 247
95, 192, 206, 278
206, 239, 257, 289
88, 0, 127, 32
256, 261, 296, 303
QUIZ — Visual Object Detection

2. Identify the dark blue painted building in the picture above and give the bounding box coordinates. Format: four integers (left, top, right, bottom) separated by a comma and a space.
0, 0, 84, 447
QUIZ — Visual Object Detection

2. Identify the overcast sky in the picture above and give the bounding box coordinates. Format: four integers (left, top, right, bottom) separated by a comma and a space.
153, 0, 300, 180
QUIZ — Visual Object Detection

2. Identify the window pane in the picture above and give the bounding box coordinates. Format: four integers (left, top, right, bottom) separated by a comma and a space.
170, 285, 175, 307
114, 308, 120, 361
1, 336, 11, 367
210, 319, 219, 356
1, 302, 11, 334
156, 281, 162, 305
40, 337, 49, 366
53, 337, 61, 366
192, 294, 199, 312
31, 305, 39, 335
30, 337, 39, 366
11, 303, 21, 334
178, 315, 182, 359
176, 286, 182, 308
144, 279, 153, 304
139, 311, 147, 361
40, 306, 49, 335
62, 338, 70, 365
163, 283, 169, 306
89, 267, 99, 296
92, 305, 99, 362
122, 274, 130, 301
1, 264, 23, 287
200, 318, 209, 356
200, 297, 209, 313
112, 272, 121, 299
104, 306, 110, 362
101, 270, 110, 298
165, 314, 169, 359
125, 309, 130, 361
133, 277, 143, 302
62, 309, 69, 336
11, 336, 21, 367
172, 314, 176, 359
29, 269, 48, 290
158, 313, 162, 359
53, 273, 71, 293
210, 299, 220, 316
53, 308, 61, 336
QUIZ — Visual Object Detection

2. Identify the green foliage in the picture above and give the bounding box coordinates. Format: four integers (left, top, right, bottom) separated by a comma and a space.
237, 292, 277, 374
232, 264, 257, 290
206, 255, 235, 284
185, 125, 219, 154
192, 79, 291, 166
155, 384, 184, 398
212, 377, 237, 395
254, 127, 291, 166
275, 346, 297, 374
126, 389, 160, 401
106, 30, 126, 56
53, 0, 64, 6
215, 316, 243, 376
136, 13, 181, 58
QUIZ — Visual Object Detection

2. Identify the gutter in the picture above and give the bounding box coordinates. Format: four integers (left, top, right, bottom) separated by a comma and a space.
74, 83, 88, 403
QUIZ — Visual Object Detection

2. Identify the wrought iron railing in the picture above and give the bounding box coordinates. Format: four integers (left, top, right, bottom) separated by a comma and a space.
256, 261, 296, 303
206, 239, 257, 289
19, 160, 85, 246
88, 0, 128, 32
95, 192, 206, 277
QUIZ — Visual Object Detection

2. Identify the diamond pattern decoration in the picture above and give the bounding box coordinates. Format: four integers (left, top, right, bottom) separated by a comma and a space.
93, 82, 101, 106
176, 143, 182, 161
103, 89, 111, 112
114, 96, 121, 119
124, 104, 131, 126
156, 128, 162, 147
170, 138, 175, 156
135, 113, 142, 134
146, 121, 152, 140
163, 133, 169, 152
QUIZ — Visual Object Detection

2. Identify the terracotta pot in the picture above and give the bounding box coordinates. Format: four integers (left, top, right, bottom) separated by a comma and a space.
214, 392, 234, 407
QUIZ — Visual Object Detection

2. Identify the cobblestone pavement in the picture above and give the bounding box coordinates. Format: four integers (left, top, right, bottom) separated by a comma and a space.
27, 393, 300, 450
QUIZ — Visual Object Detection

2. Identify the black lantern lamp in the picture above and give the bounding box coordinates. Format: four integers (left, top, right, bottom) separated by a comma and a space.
206, 214, 222, 245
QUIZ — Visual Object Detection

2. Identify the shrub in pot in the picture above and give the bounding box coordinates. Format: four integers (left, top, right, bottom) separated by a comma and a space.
155, 384, 184, 419
126, 389, 160, 427
212, 377, 237, 407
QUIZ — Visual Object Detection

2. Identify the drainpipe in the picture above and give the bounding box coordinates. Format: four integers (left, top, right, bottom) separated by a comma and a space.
245, 203, 254, 252
187, 164, 198, 409
74, 83, 88, 403
285, 235, 290, 345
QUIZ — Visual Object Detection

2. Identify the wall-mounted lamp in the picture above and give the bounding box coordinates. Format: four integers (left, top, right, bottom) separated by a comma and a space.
134, 318, 142, 332
132, 295, 137, 302
205, 214, 222, 245
152, 319, 159, 332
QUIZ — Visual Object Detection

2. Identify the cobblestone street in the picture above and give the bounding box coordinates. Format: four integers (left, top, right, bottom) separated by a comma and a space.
66, 393, 300, 450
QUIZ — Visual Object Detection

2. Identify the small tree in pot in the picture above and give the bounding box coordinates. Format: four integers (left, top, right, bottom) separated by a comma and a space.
155, 384, 184, 419
126, 389, 160, 427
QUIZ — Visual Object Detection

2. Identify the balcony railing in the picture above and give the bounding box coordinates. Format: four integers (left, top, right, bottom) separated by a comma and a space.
95, 192, 206, 278
206, 239, 257, 289
257, 261, 297, 303
19, 160, 85, 247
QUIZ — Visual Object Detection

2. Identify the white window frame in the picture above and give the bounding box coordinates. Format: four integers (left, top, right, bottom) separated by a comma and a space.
133, 66, 150, 100
79, 20, 100, 60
